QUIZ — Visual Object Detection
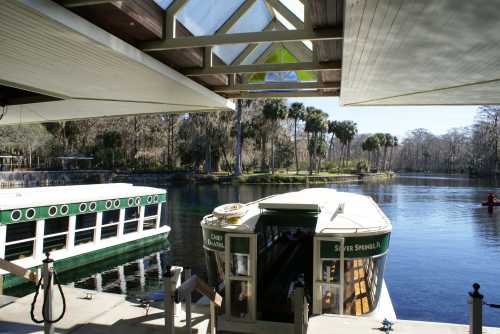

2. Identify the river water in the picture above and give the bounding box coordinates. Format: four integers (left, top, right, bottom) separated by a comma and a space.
6, 174, 500, 326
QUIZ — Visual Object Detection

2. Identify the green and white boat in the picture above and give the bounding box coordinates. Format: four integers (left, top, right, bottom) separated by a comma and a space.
201, 188, 395, 326
0, 183, 169, 289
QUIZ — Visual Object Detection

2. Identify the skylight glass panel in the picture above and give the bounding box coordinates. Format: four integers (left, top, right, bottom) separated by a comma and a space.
278, 0, 304, 21
176, 0, 246, 36
242, 42, 272, 65
213, 0, 273, 64
152, 0, 173, 10
274, 9, 296, 30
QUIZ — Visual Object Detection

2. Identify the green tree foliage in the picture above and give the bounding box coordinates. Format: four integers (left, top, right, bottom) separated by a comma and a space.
262, 99, 288, 174
304, 107, 328, 174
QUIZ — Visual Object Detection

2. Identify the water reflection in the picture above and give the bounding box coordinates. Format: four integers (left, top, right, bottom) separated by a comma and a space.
6, 175, 500, 327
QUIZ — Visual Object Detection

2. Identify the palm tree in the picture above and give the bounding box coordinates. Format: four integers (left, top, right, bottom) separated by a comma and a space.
263, 99, 287, 174
304, 107, 328, 175
374, 133, 387, 171
388, 136, 398, 171
362, 135, 381, 170
327, 120, 338, 162
343, 121, 358, 165
382, 133, 394, 171
288, 102, 305, 174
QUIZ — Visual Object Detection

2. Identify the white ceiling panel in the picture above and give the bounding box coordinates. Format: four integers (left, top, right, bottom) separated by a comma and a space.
0, 0, 233, 124
341, 0, 500, 106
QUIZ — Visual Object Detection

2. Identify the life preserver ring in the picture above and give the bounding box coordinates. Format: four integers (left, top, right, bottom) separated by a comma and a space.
213, 203, 247, 222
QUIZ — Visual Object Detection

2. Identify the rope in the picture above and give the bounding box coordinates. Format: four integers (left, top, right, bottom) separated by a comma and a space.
30, 268, 66, 324
485, 302, 500, 309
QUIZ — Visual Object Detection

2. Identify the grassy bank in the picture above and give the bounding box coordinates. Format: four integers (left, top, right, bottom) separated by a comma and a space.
166, 171, 396, 185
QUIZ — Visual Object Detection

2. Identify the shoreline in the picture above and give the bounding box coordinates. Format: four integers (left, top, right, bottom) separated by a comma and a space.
114, 171, 396, 185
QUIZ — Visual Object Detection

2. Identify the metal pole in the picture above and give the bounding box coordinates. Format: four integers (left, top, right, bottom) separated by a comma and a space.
164, 266, 174, 334
43, 254, 55, 334
469, 283, 483, 334
294, 287, 305, 334
209, 301, 216, 334
184, 267, 192, 334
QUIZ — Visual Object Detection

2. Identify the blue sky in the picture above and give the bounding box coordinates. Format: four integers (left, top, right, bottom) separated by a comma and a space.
290, 97, 479, 138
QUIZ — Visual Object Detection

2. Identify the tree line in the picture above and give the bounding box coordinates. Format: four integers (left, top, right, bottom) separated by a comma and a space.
0, 101, 497, 177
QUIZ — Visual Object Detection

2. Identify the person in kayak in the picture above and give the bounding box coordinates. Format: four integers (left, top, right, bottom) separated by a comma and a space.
487, 193, 497, 206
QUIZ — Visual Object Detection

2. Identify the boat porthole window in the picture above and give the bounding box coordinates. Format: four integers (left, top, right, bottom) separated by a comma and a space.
11, 210, 21, 221
147, 195, 152, 204
79, 203, 87, 213
128, 198, 134, 207
114, 199, 120, 208
60, 205, 69, 215
26, 208, 36, 220
89, 202, 97, 211
48, 206, 58, 217
105, 200, 112, 209
153, 195, 159, 203
135, 197, 141, 206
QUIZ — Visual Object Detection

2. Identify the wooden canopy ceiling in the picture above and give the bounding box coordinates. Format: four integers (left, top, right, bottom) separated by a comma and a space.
53, 0, 344, 100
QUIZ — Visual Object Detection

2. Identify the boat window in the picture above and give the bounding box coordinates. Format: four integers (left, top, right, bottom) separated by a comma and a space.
43, 217, 69, 253
76, 213, 97, 229
204, 249, 225, 288
144, 204, 158, 217
123, 221, 138, 234
4, 221, 36, 261
75, 213, 97, 246
125, 207, 139, 220
230, 254, 250, 276
343, 256, 386, 316
322, 260, 341, 284
101, 225, 118, 239
230, 280, 250, 319
102, 210, 120, 225
124, 207, 139, 234
143, 218, 157, 231
320, 284, 340, 314
101, 209, 120, 239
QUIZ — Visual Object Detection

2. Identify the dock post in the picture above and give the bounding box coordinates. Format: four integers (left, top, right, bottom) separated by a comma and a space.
209, 301, 216, 334
43, 254, 55, 334
184, 267, 192, 334
469, 283, 483, 334
294, 287, 305, 334
164, 266, 175, 334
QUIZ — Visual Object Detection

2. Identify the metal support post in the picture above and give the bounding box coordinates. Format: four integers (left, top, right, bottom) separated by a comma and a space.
164, 266, 175, 334
43, 255, 55, 334
184, 267, 192, 333
469, 283, 483, 334
294, 287, 305, 334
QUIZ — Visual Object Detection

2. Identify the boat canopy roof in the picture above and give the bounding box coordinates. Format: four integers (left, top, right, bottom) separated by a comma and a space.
203, 188, 391, 235
0, 183, 166, 211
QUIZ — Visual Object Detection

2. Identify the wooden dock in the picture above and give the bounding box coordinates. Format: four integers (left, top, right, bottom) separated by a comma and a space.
1, 287, 499, 334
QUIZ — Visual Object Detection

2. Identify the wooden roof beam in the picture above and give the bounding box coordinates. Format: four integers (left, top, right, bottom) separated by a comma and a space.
58, 0, 113, 8
164, 0, 189, 39
141, 27, 342, 51
213, 81, 340, 92
230, 19, 276, 65
224, 90, 338, 99
182, 61, 341, 76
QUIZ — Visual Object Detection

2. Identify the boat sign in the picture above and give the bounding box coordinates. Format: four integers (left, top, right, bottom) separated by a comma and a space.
203, 229, 225, 251
320, 233, 390, 258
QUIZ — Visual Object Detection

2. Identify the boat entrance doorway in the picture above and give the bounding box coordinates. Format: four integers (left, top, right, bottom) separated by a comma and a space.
255, 212, 317, 323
